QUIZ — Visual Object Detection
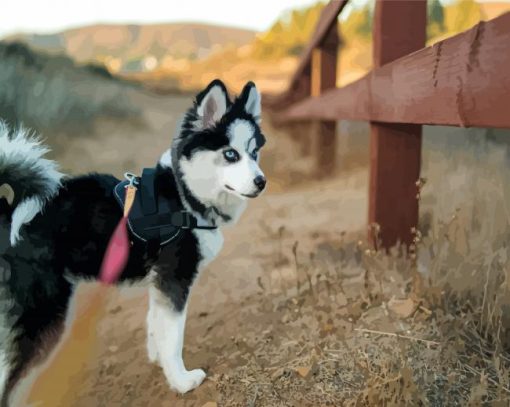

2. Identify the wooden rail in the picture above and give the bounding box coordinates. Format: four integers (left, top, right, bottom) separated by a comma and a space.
264, 0, 510, 249
368, 1, 425, 250
283, 12, 510, 128
264, 0, 348, 110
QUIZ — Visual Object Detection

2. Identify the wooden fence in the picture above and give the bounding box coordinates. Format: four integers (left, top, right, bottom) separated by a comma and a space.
264, 0, 510, 250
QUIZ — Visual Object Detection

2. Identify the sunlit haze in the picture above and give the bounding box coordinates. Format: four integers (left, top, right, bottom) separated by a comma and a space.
0, 0, 325, 37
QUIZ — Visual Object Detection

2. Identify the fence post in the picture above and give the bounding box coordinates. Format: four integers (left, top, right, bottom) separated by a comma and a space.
369, 1, 427, 249
311, 23, 339, 177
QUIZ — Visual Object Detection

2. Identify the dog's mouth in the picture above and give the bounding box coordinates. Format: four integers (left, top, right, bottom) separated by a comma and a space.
225, 185, 259, 199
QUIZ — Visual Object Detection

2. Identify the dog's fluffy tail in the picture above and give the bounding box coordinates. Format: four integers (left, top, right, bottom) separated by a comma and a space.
0, 120, 63, 246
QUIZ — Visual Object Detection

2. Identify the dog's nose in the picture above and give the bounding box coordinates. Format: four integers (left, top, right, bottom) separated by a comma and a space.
253, 175, 266, 191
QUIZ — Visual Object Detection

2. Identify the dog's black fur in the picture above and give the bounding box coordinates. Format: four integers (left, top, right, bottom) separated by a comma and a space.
1, 165, 200, 392
0, 79, 266, 401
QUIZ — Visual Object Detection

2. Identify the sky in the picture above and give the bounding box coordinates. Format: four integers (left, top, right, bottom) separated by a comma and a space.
0, 0, 325, 38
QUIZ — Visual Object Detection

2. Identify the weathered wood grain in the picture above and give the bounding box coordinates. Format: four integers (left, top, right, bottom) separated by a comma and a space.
367, 1, 426, 249
283, 12, 510, 129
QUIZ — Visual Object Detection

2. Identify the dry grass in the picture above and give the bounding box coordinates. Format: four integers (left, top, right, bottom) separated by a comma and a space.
49, 113, 510, 406
198, 229, 509, 405
9, 81, 510, 405
202, 231, 510, 405
196, 132, 510, 406
0, 42, 140, 133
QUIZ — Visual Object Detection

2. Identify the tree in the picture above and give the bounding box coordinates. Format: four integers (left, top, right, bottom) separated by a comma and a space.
341, 4, 372, 43
251, 2, 326, 59
445, 0, 482, 35
427, 0, 446, 40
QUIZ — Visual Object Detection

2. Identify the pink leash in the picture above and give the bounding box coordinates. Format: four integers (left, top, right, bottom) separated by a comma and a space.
99, 176, 137, 284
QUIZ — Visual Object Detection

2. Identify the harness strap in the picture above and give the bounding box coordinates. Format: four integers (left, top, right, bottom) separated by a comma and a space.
140, 168, 157, 215
113, 168, 218, 251
146, 238, 161, 261
138, 169, 160, 255
143, 211, 218, 231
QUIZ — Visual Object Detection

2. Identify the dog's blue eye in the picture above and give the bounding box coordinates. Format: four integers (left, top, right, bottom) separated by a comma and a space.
251, 149, 259, 160
223, 149, 240, 163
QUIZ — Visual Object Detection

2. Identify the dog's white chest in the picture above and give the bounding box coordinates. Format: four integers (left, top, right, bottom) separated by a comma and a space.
193, 229, 223, 270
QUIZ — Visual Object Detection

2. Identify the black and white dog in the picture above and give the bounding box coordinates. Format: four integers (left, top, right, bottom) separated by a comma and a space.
0, 79, 266, 401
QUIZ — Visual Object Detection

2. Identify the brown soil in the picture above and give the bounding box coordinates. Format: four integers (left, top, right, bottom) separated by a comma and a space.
14, 169, 370, 406
11, 90, 510, 406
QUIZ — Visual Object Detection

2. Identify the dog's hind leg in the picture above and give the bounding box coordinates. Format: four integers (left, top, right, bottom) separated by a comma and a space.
146, 288, 159, 364
146, 286, 205, 394
0, 351, 11, 407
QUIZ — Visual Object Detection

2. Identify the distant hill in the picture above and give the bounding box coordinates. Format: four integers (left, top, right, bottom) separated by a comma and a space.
5, 23, 256, 73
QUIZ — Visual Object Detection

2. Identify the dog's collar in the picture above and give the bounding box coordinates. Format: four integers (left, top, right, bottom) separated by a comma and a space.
113, 168, 217, 251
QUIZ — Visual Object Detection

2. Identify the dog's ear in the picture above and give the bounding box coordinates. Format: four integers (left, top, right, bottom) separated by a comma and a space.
238, 81, 261, 124
196, 79, 230, 128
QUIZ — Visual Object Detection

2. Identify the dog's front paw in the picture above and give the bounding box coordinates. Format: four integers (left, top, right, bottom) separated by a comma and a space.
169, 368, 206, 394
147, 333, 159, 364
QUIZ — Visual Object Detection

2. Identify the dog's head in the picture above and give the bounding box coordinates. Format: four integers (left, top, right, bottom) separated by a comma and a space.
172, 80, 266, 208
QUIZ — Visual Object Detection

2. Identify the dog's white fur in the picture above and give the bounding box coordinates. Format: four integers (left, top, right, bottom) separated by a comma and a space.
155, 150, 226, 393
146, 83, 263, 393
146, 286, 206, 393
9, 197, 44, 246
0, 122, 62, 246
178, 118, 264, 209
0, 351, 9, 403
224, 119, 264, 197
0, 82, 264, 399
0, 269, 14, 402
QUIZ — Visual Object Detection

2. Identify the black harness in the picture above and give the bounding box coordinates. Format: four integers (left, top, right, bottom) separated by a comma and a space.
113, 167, 216, 257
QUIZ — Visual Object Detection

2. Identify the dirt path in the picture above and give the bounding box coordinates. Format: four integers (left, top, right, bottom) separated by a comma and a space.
12, 88, 510, 406
14, 88, 507, 405
190, 173, 368, 314
13, 169, 368, 406
12, 89, 374, 405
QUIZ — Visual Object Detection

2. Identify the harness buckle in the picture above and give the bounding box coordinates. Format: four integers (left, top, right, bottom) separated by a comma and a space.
124, 172, 140, 188
171, 211, 194, 229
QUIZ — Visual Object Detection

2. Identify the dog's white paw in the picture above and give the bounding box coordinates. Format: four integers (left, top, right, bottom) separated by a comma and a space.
147, 333, 159, 363
169, 368, 206, 394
